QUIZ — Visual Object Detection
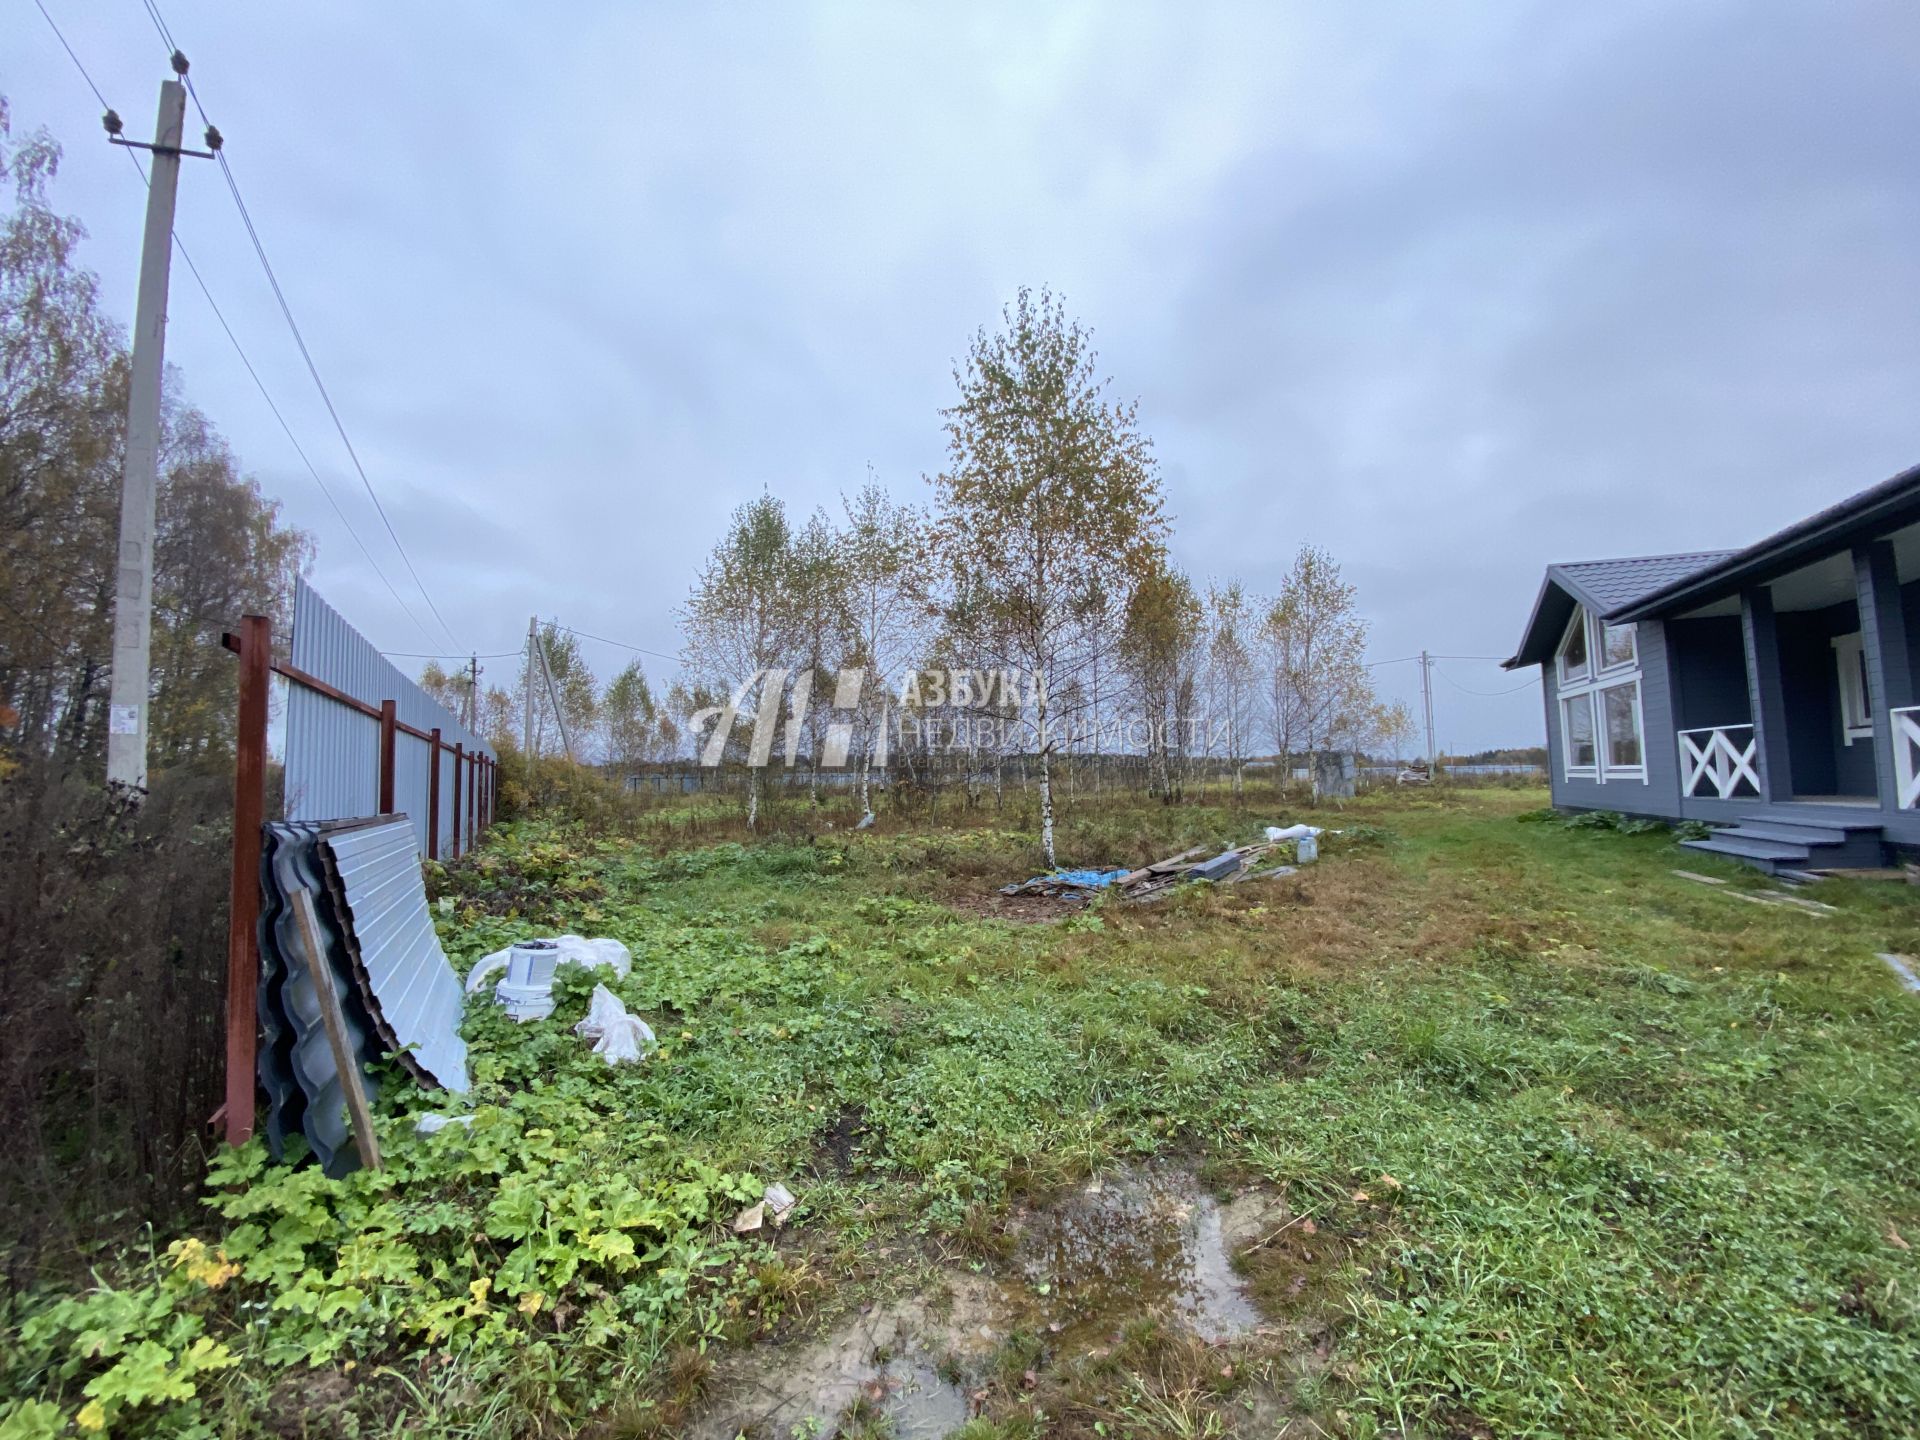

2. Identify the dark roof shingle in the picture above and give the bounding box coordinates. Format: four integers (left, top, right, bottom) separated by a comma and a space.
1553, 551, 1739, 612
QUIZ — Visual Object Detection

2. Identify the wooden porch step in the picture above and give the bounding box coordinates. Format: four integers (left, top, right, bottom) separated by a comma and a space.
1717, 821, 1859, 847
1734, 808, 1884, 833
1680, 835, 1811, 867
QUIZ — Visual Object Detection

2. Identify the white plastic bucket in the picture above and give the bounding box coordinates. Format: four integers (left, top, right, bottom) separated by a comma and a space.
506, 939, 559, 988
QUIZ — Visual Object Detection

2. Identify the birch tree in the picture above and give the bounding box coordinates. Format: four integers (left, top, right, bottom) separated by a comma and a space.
837, 477, 927, 816
1263, 544, 1372, 761
600, 661, 661, 777
680, 494, 801, 829
1120, 563, 1201, 801
930, 287, 1167, 865
1203, 581, 1260, 799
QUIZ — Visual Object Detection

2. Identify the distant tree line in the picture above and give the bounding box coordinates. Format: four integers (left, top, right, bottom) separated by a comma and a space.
454, 290, 1419, 863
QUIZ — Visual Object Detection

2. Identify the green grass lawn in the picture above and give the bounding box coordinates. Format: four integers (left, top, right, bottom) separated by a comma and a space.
6, 787, 1918, 1439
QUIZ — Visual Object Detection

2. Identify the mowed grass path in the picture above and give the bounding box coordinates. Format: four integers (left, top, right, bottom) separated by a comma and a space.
533, 787, 1920, 1438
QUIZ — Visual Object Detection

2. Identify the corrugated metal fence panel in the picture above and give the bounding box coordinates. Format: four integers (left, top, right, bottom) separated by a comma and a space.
285, 578, 495, 855
323, 817, 470, 1093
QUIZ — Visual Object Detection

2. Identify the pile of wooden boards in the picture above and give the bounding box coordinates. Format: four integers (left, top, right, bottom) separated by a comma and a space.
1000, 841, 1298, 905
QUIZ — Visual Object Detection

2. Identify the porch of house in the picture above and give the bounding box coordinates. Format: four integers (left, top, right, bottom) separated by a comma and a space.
1661, 525, 1920, 872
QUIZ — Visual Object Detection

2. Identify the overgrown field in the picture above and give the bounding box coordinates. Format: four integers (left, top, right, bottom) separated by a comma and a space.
4, 788, 1918, 1439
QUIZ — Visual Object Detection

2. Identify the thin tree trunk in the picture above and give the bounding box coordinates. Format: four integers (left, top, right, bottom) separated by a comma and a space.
1039, 746, 1056, 867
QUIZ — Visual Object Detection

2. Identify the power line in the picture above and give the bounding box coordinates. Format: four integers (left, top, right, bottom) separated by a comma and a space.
139, 0, 462, 653
31, 0, 444, 651
1366, 654, 1422, 669
382, 649, 522, 660
553, 624, 683, 667
1435, 666, 1540, 697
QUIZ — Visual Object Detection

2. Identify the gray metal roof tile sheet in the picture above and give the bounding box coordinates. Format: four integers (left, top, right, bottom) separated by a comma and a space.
257, 821, 385, 1176
1553, 551, 1739, 612
322, 817, 470, 1094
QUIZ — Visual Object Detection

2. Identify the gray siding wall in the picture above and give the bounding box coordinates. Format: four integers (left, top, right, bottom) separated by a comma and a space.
1777, 600, 1873, 798
1545, 617, 1684, 818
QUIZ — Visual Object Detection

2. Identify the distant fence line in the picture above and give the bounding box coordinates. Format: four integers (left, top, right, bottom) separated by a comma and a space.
621, 755, 1545, 795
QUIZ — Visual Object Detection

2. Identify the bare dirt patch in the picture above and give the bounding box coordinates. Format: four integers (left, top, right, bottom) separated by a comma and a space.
681, 1165, 1342, 1439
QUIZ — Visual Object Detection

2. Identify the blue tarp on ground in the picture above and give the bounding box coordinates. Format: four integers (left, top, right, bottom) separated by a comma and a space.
1045, 868, 1133, 888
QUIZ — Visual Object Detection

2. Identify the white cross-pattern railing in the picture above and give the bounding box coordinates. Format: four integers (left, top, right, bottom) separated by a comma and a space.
1892, 706, 1920, 809
1678, 724, 1760, 800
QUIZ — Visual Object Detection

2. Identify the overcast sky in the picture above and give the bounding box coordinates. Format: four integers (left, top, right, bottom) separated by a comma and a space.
12, 0, 1920, 752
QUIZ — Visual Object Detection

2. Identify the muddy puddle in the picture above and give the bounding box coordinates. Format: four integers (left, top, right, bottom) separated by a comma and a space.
686, 1166, 1295, 1439
1009, 1165, 1287, 1347
685, 1274, 1000, 1440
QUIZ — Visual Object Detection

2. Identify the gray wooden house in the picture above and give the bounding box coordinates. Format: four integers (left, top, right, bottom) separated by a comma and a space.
1504, 463, 1920, 872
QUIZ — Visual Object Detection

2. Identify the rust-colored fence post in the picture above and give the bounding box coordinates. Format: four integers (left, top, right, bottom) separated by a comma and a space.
378, 699, 397, 815
468, 751, 478, 850
426, 727, 442, 860
223, 614, 270, 1148
451, 742, 464, 859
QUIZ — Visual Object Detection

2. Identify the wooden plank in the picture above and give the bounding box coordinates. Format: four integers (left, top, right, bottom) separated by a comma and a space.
1760, 890, 1839, 915
1672, 869, 1727, 886
289, 887, 382, 1171
1145, 846, 1209, 874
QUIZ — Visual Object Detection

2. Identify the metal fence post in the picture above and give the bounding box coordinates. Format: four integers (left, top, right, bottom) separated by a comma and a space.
378, 699, 398, 815
426, 727, 442, 859
222, 614, 270, 1147
451, 742, 464, 859
467, 750, 478, 850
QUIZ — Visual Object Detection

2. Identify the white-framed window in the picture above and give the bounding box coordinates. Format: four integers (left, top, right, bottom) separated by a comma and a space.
1600, 681, 1644, 772
1562, 692, 1596, 773
1557, 606, 1646, 782
1557, 612, 1590, 685
1600, 622, 1637, 672
1833, 632, 1873, 744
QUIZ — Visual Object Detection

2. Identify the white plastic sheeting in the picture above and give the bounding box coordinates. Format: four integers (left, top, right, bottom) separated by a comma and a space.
464, 935, 633, 994
573, 983, 656, 1065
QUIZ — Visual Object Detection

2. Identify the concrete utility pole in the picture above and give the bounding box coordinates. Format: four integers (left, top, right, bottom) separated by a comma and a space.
1420, 650, 1437, 775
105, 79, 190, 793
523, 616, 537, 759
467, 653, 479, 730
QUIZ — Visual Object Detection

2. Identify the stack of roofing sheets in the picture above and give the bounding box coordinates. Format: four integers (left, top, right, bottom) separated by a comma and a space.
256, 815, 469, 1176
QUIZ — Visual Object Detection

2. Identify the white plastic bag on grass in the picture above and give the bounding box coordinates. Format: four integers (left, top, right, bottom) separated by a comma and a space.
592, 1014, 656, 1065
1264, 824, 1323, 842
574, 982, 656, 1065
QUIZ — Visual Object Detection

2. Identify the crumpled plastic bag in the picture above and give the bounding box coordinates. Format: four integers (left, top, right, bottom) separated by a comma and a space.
573, 982, 657, 1066
1265, 824, 1323, 842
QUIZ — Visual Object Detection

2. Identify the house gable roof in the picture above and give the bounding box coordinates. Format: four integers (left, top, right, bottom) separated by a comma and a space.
1503, 551, 1735, 669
